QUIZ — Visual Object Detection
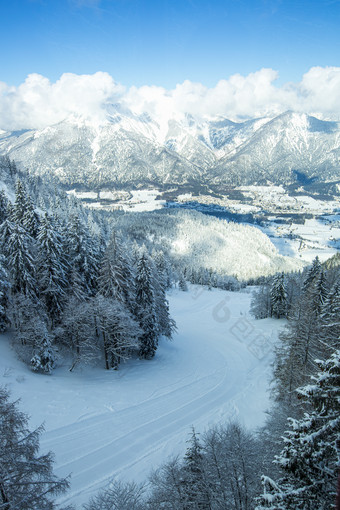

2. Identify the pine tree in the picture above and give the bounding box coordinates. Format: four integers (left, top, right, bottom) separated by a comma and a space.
203, 423, 262, 510
66, 214, 99, 296
148, 457, 189, 510
152, 257, 176, 340
23, 193, 40, 238
135, 251, 158, 359
257, 349, 340, 509
270, 273, 287, 319
59, 296, 101, 372
5, 222, 37, 297
308, 269, 328, 316
12, 179, 29, 227
302, 256, 322, 292
37, 214, 68, 325
319, 280, 340, 359
93, 295, 141, 370
0, 386, 70, 509
0, 189, 9, 224
182, 428, 212, 510
10, 295, 55, 371
178, 275, 188, 291
285, 271, 303, 317
250, 280, 272, 319
98, 232, 135, 311
0, 254, 10, 331
30, 327, 56, 374
153, 250, 172, 290
61, 297, 98, 371
274, 269, 330, 402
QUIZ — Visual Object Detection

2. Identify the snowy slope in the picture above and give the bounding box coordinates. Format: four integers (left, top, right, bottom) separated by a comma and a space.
211, 111, 340, 185
1, 286, 284, 508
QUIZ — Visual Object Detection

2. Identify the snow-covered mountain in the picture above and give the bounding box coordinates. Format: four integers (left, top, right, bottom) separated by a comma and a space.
211, 111, 340, 186
0, 108, 339, 190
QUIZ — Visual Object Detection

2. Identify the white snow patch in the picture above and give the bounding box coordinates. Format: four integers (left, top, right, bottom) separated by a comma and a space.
121, 189, 166, 212
260, 217, 340, 262
66, 190, 98, 200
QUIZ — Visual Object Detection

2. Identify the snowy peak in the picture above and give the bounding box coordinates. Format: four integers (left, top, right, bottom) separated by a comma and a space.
0, 110, 339, 190
211, 111, 340, 185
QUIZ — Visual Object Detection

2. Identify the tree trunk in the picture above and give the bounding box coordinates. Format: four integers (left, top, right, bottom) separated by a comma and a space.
0, 481, 10, 510
103, 331, 110, 370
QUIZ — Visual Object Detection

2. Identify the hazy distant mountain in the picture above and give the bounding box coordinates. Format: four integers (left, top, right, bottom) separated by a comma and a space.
0, 107, 339, 191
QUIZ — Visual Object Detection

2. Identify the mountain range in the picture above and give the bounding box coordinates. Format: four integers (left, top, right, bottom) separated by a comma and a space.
0, 108, 339, 192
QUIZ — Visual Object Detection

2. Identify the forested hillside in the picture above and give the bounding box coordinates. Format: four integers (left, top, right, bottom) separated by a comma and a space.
0, 155, 175, 372
0, 154, 302, 376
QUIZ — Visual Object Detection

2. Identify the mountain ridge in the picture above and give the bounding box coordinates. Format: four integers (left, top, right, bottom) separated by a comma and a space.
0, 109, 339, 191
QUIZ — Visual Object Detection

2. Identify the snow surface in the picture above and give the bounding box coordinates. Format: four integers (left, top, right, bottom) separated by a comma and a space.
260, 216, 340, 262
1, 286, 284, 508
122, 189, 166, 212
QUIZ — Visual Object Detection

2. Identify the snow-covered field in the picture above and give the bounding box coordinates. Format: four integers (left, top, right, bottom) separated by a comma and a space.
68, 188, 166, 212
260, 215, 340, 263
1, 286, 284, 507
122, 189, 166, 212
67, 185, 339, 265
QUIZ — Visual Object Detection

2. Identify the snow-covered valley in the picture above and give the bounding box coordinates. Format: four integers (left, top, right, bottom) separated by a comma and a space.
0, 286, 283, 508
70, 184, 340, 266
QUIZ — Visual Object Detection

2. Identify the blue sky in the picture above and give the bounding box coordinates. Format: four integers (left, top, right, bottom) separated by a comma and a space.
1, 0, 340, 88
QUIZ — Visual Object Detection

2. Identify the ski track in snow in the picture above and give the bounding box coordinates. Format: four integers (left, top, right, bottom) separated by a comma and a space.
0, 286, 282, 507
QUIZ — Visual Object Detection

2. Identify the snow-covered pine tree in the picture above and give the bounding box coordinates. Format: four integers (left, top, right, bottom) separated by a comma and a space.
66, 214, 99, 297
250, 279, 272, 319
0, 189, 9, 224
0, 254, 10, 331
93, 295, 141, 370
0, 217, 16, 249
0, 386, 70, 509
319, 280, 340, 359
302, 256, 322, 292
30, 326, 56, 374
135, 250, 158, 359
59, 218, 85, 301
153, 249, 173, 290
5, 222, 37, 297
83, 227, 102, 296
10, 295, 56, 372
98, 232, 135, 311
270, 272, 287, 319
148, 457, 189, 510
309, 269, 328, 317
151, 257, 176, 340
37, 214, 68, 325
182, 428, 212, 510
11, 179, 28, 227
0, 154, 17, 178
23, 193, 40, 239
203, 422, 262, 510
274, 267, 331, 402
178, 275, 188, 291
257, 349, 340, 510
61, 297, 98, 371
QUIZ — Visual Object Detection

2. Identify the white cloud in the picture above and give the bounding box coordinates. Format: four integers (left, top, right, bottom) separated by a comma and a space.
0, 72, 124, 130
298, 66, 340, 117
1, 67, 340, 131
